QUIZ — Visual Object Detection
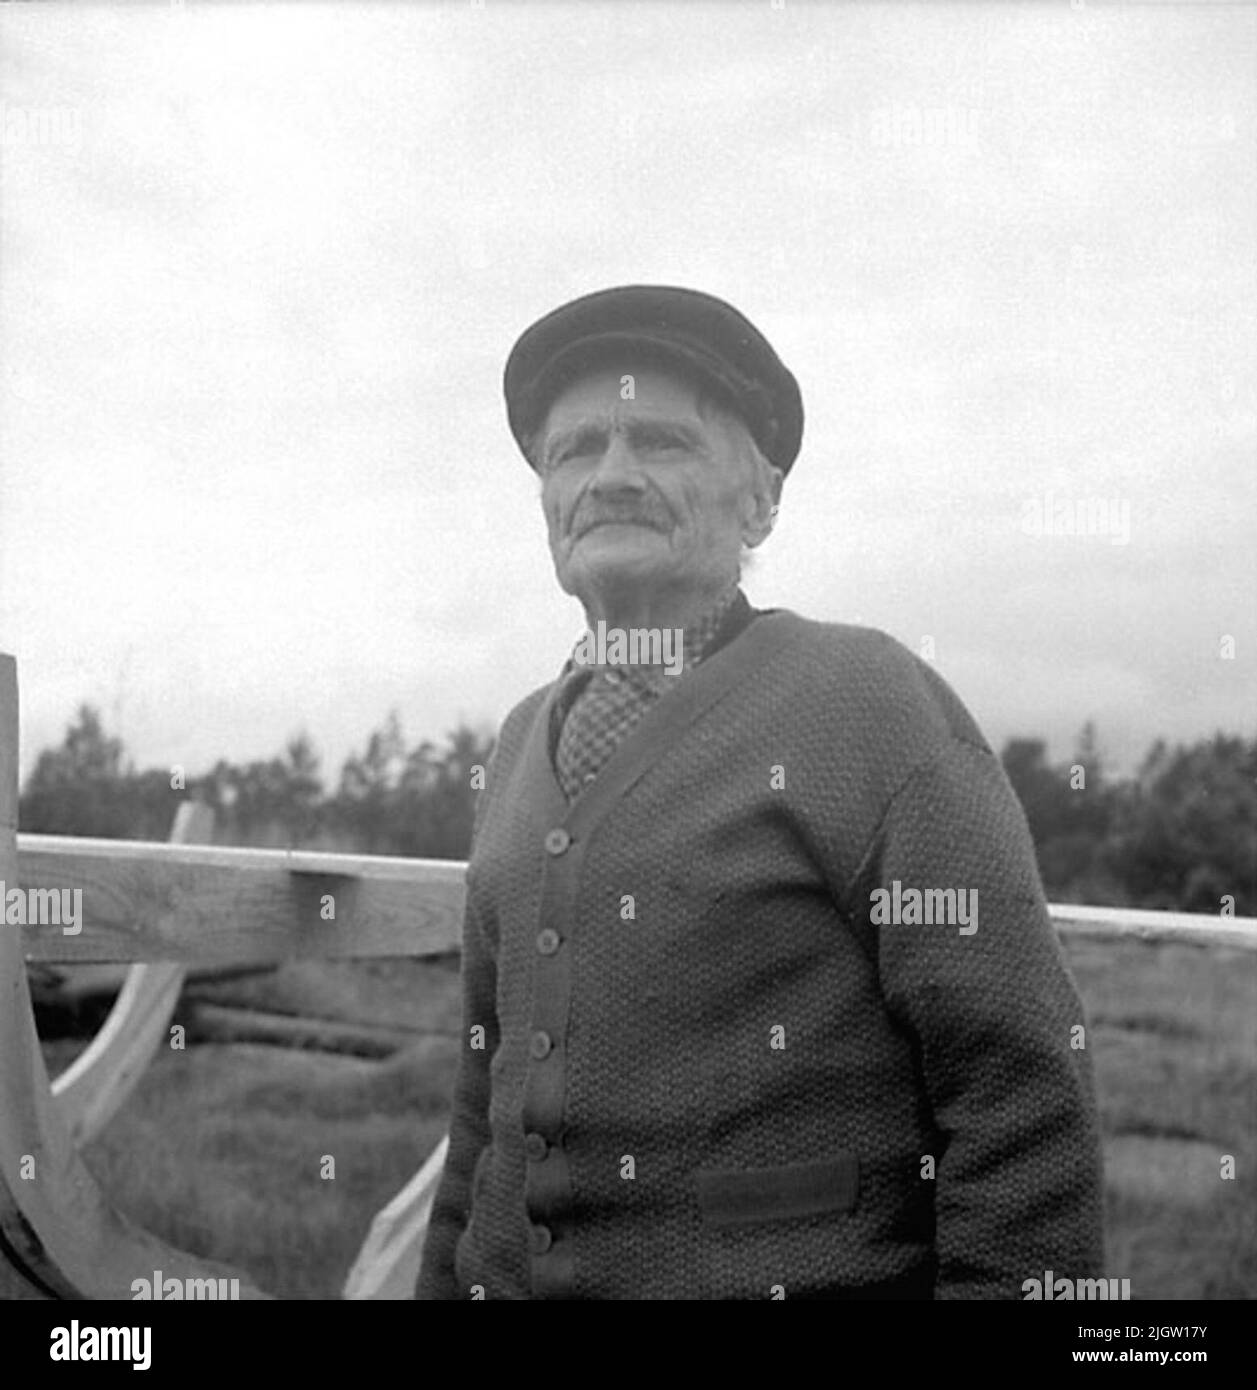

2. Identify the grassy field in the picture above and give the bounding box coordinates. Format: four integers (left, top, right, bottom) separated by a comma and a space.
8, 936, 1255, 1300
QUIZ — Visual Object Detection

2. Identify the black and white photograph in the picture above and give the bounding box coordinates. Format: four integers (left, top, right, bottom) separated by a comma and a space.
0, 0, 1253, 1350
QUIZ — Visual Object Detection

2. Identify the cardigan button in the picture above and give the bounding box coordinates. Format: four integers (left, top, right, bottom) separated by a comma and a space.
537, 928, 561, 956
530, 1224, 553, 1255
529, 1030, 554, 1060
544, 828, 571, 855
524, 1132, 549, 1162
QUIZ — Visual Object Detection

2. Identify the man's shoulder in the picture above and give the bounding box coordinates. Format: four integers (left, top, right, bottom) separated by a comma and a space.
762, 609, 991, 752
761, 608, 936, 686
772, 610, 918, 668
488, 679, 555, 762
505, 678, 555, 720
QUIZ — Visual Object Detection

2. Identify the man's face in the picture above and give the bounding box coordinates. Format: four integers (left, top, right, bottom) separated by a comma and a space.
538, 364, 762, 608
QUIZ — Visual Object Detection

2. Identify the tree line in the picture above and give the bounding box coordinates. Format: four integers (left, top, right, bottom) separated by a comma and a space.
17, 706, 491, 862
17, 707, 1256, 915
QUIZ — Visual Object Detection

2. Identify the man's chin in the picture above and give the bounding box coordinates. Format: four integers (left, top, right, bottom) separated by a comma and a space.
566, 527, 671, 565
558, 547, 676, 595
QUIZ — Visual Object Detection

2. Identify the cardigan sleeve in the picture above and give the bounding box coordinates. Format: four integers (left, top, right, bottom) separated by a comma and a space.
413, 722, 508, 1300
412, 887, 499, 1299
848, 735, 1106, 1299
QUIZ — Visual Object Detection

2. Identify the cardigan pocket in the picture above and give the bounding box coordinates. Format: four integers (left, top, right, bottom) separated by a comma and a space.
696, 1154, 859, 1227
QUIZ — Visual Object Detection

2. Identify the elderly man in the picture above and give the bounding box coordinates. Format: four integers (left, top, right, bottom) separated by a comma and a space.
415, 285, 1104, 1300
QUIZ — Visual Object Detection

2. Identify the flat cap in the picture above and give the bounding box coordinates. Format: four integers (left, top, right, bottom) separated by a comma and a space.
504, 285, 804, 476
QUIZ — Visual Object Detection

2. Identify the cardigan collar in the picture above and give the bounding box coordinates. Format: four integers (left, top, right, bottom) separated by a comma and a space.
556, 582, 748, 686
526, 600, 795, 829
548, 587, 758, 761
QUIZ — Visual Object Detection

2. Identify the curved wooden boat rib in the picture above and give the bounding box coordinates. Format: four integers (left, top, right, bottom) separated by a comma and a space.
50, 961, 187, 1146
0, 655, 266, 1299
50, 803, 210, 1145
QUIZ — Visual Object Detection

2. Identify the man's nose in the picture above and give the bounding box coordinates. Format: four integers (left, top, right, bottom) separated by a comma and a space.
588, 433, 645, 492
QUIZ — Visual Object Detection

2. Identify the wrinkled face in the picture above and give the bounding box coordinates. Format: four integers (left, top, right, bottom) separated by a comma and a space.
537, 364, 760, 606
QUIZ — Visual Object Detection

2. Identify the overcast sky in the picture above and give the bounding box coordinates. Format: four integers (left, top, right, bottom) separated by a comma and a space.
1, 1, 1253, 790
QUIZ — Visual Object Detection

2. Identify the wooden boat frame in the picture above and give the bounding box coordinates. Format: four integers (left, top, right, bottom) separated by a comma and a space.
3, 652, 1254, 1298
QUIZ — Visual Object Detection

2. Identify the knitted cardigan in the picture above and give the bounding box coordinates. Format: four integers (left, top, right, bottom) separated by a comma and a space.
415, 608, 1105, 1300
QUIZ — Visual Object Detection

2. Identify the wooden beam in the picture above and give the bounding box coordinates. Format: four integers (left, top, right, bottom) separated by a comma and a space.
1050, 903, 1257, 952
0, 655, 268, 1299
181, 1002, 426, 1059
16, 835, 466, 965
33, 962, 275, 1009
15, 834, 1256, 965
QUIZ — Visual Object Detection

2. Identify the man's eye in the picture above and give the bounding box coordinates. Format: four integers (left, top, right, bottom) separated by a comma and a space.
559, 439, 602, 463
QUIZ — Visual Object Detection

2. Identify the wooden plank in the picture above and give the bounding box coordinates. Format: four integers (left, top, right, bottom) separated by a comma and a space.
182, 1002, 423, 1059
0, 655, 267, 1299
343, 1134, 448, 1300
1051, 903, 1257, 952
16, 835, 466, 965
33, 962, 275, 1008
50, 802, 213, 1145
14, 832, 1256, 963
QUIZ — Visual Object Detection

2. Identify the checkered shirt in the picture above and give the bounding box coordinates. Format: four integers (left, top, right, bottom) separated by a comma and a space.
551, 583, 742, 802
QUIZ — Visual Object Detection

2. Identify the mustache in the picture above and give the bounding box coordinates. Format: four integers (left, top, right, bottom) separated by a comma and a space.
573, 510, 670, 537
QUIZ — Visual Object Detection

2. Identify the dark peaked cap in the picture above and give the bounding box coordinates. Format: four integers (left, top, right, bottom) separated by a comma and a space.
504, 285, 804, 476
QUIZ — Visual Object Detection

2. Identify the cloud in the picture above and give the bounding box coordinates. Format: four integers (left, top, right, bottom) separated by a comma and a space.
2, 3, 1253, 785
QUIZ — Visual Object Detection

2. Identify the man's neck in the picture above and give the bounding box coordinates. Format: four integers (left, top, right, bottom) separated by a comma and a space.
580, 578, 735, 641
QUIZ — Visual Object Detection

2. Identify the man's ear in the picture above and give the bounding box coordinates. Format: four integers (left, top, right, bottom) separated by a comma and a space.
742, 467, 783, 549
